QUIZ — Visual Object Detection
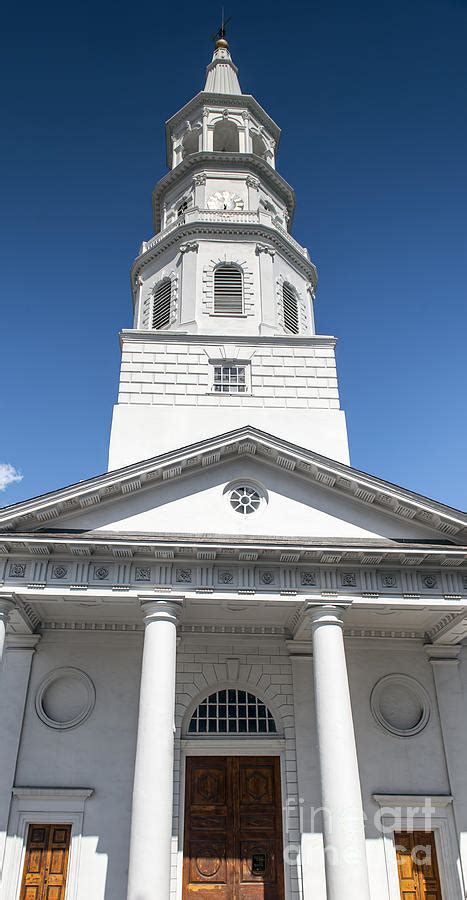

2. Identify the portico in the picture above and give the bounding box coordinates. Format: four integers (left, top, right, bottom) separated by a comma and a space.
123, 590, 372, 900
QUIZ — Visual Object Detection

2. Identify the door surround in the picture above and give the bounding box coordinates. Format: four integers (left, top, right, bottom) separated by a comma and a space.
0, 787, 93, 900
373, 794, 464, 900
177, 741, 291, 900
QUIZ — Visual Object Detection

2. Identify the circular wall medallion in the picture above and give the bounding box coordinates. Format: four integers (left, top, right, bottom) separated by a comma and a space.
370, 674, 430, 737
35, 667, 96, 730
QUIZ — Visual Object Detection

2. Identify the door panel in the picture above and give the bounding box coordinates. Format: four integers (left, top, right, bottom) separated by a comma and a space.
183, 757, 284, 900
394, 832, 442, 900
20, 824, 71, 900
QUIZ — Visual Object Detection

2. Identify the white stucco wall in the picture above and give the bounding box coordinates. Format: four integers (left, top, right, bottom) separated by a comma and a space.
1, 632, 142, 900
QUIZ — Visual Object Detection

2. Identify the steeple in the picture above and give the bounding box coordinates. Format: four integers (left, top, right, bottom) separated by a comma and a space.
204, 36, 242, 95
107, 36, 350, 471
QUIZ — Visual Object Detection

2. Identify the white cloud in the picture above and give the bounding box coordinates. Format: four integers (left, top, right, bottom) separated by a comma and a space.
0, 463, 23, 492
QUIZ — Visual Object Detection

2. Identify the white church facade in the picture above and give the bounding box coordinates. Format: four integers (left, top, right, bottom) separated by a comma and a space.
1, 34, 467, 900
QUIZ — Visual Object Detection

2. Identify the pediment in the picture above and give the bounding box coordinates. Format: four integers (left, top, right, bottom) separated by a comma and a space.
0, 428, 465, 546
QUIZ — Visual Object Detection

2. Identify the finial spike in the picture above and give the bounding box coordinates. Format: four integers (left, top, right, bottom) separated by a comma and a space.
212, 11, 231, 48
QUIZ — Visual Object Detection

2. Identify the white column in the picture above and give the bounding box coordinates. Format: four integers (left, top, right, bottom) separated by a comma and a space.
310, 605, 371, 900
127, 596, 183, 900
0, 597, 16, 670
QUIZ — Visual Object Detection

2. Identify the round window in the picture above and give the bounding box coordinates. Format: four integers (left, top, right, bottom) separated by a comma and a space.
230, 485, 262, 515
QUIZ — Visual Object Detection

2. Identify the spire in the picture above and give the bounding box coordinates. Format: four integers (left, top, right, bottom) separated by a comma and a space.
204, 28, 242, 96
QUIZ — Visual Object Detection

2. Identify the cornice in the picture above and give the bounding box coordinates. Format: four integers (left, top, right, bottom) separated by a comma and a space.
152, 153, 295, 231
120, 330, 337, 350
132, 218, 314, 289
12, 787, 94, 800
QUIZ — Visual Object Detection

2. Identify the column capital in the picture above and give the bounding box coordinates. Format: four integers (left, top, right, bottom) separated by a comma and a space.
138, 594, 184, 626
0, 594, 16, 619
425, 644, 461, 665
304, 603, 349, 629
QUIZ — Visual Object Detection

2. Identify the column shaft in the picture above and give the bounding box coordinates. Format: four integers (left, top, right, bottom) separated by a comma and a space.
127, 598, 183, 900
310, 606, 370, 900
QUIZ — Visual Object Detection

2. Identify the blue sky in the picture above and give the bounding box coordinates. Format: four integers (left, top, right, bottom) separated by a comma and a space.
1, 0, 466, 510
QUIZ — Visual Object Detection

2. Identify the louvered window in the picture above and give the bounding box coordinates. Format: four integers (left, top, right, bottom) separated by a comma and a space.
214, 265, 243, 315
282, 283, 299, 334
152, 278, 172, 330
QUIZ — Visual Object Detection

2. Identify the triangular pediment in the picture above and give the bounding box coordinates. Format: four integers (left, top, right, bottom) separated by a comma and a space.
0, 428, 465, 546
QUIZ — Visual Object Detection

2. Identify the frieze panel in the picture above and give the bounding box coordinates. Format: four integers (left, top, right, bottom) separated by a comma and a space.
380, 572, 397, 589
2, 556, 466, 602
340, 572, 357, 588
135, 566, 152, 582
176, 568, 193, 583
217, 569, 235, 585
300, 571, 317, 586
259, 570, 276, 586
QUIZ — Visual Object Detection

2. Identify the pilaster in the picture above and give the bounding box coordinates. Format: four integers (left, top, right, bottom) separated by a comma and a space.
0, 632, 41, 869
425, 644, 467, 892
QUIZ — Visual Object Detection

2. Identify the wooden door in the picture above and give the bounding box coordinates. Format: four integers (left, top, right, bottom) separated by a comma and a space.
183, 756, 285, 899
20, 824, 71, 900
395, 832, 442, 900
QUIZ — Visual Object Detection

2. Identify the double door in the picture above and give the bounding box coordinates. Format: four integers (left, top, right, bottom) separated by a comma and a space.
183, 755, 285, 899
395, 831, 442, 899
20, 824, 71, 900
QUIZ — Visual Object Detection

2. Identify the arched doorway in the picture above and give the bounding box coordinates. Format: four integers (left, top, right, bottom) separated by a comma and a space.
182, 690, 285, 899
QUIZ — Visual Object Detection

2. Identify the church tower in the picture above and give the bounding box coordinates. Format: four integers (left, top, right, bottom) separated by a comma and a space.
108, 36, 350, 469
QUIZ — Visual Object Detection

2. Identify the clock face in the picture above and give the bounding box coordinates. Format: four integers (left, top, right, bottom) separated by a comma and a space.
207, 191, 244, 211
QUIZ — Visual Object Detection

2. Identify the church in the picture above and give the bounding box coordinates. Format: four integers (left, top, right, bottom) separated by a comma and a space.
1, 33, 467, 900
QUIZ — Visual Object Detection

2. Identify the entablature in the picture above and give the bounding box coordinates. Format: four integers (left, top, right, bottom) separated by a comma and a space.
1, 536, 466, 597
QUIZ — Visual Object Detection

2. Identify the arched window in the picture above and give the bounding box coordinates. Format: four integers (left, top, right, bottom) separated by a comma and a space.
252, 132, 267, 159
152, 278, 172, 330
213, 120, 239, 153
282, 282, 299, 334
177, 199, 189, 218
188, 689, 277, 735
214, 265, 243, 315
182, 129, 200, 158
